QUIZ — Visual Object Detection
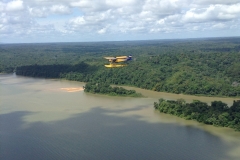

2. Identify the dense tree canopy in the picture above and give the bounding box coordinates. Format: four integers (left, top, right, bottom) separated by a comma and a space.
154, 99, 240, 131
84, 82, 143, 97
1, 37, 240, 97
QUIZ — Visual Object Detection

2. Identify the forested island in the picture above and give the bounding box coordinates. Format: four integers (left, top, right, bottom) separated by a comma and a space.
84, 82, 143, 97
154, 99, 240, 131
1, 37, 240, 97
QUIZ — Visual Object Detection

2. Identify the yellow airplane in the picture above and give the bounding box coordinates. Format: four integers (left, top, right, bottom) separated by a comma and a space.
104, 55, 132, 68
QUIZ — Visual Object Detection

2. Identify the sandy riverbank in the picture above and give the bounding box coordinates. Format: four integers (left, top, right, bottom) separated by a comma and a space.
60, 87, 84, 92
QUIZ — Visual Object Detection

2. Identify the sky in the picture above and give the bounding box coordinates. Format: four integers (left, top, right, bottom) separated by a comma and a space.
0, 0, 240, 43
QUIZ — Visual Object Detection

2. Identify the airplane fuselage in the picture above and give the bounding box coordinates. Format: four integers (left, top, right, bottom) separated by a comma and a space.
104, 55, 132, 67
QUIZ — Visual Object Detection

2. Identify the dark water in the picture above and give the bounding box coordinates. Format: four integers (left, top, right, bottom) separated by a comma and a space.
1, 74, 240, 160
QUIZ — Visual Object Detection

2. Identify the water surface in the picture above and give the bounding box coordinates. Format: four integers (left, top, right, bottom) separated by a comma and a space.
1, 74, 240, 160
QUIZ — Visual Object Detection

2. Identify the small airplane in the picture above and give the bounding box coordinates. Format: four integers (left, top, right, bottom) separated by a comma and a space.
104, 55, 132, 68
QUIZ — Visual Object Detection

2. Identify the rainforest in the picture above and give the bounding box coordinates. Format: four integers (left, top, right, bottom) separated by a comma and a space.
1, 37, 239, 97
1, 37, 240, 130
84, 82, 143, 97
154, 99, 240, 131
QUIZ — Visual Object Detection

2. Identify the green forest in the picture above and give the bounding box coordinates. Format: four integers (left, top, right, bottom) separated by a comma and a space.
154, 99, 240, 131
1, 37, 240, 97
84, 82, 143, 97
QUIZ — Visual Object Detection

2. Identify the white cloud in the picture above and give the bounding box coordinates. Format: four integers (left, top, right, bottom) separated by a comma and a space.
50, 5, 71, 14
192, 26, 200, 31
0, 0, 240, 43
28, 7, 49, 17
98, 27, 107, 34
194, 0, 240, 5
212, 23, 227, 29
70, 0, 108, 12
143, 0, 181, 18
0, 0, 24, 12
105, 0, 138, 7
182, 4, 240, 23
70, 0, 92, 8
0, 2, 5, 12
6, 0, 24, 12
28, 4, 71, 17
69, 16, 86, 26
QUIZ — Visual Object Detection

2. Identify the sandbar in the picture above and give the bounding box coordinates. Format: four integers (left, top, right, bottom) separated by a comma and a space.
60, 87, 84, 92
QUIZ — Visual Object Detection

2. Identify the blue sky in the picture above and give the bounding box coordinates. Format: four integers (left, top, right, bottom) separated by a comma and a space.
0, 0, 240, 43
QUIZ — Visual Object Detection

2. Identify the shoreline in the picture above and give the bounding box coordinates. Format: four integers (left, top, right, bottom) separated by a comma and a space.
115, 84, 240, 99
3, 73, 239, 105
118, 85, 239, 106
12, 73, 240, 99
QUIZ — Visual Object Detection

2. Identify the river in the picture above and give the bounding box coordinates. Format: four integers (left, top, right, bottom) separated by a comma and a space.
1, 74, 240, 160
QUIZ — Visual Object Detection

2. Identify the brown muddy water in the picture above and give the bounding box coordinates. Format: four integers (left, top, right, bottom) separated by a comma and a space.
1, 74, 240, 160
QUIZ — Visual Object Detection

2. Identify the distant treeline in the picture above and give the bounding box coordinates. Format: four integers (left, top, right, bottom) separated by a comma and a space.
154, 99, 240, 131
1, 37, 240, 97
84, 82, 143, 97
15, 62, 96, 79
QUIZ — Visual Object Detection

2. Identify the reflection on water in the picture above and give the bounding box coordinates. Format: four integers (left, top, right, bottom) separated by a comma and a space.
1, 74, 240, 160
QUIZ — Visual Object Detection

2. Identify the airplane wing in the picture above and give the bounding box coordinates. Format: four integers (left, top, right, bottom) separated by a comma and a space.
104, 55, 132, 66
104, 57, 117, 60
116, 56, 128, 59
